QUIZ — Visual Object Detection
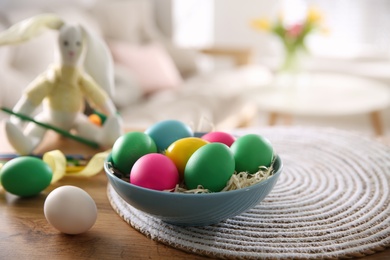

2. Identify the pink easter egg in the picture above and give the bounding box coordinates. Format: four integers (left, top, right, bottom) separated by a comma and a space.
201, 131, 236, 147
130, 153, 179, 191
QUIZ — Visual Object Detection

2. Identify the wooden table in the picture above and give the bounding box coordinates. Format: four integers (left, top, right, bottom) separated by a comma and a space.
246, 72, 390, 136
0, 123, 389, 259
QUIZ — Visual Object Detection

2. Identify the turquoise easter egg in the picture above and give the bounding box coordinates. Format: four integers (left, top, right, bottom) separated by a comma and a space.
145, 120, 193, 152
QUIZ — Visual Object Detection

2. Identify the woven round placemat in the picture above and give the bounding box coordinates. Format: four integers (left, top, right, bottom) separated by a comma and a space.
107, 127, 390, 259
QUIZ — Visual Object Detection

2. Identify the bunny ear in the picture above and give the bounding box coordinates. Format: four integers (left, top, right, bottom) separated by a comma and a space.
0, 13, 64, 45
81, 26, 115, 98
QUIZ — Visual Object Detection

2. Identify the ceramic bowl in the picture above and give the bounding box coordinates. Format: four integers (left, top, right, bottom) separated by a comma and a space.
104, 154, 283, 226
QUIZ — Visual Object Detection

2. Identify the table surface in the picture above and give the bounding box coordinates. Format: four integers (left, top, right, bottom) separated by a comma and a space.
0, 123, 389, 259
247, 72, 390, 116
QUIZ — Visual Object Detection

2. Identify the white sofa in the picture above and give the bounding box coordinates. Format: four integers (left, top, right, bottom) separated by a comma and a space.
0, 0, 273, 132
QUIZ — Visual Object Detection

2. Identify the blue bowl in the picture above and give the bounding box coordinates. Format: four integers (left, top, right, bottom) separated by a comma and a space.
104, 154, 283, 226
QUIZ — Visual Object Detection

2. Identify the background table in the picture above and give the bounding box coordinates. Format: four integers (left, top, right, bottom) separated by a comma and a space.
0, 122, 389, 259
246, 72, 390, 135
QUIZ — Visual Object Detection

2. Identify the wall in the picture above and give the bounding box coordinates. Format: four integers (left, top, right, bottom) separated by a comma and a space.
154, 0, 282, 63
214, 0, 281, 56
154, 0, 214, 48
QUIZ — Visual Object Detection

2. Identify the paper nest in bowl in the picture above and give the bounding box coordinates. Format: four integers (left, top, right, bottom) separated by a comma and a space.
105, 156, 276, 194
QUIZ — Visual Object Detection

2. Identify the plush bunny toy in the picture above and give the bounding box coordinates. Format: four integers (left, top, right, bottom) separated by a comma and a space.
0, 14, 123, 154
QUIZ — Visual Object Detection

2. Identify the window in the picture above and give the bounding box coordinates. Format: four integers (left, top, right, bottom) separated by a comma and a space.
306, 0, 390, 59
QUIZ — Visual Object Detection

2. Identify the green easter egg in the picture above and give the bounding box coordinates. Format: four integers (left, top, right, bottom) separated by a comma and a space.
111, 131, 157, 174
0, 156, 53, 197
184, 143, 235, 192
230, 134, 273, 174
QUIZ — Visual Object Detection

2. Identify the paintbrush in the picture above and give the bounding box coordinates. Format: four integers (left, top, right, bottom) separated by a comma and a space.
0, 107, 100, 148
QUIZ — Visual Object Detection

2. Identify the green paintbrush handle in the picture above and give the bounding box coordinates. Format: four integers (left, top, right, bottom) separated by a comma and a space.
0, 107, 100, 149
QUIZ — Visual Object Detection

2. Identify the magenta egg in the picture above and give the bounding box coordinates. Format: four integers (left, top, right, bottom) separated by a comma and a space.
130, 153, 179, 191
201, 131, 236, 147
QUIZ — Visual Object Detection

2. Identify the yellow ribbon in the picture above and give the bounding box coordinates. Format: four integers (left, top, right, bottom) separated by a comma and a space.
42, 150, 67, 183
0, 149, 110, 190
43, 149, 110, 183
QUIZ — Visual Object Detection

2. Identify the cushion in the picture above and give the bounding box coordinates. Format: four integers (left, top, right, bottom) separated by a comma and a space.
91, 0, 200, 78
112, 64, 143, 109
109, 41, 183, 94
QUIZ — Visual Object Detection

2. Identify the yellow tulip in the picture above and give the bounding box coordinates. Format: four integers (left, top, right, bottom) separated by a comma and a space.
307, 6, 322, 24
250, 18, 271, 31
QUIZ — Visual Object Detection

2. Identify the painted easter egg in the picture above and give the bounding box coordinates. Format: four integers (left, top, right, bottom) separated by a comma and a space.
230, 134, 273, 174
130, 153, 179, 191
184, 143, 235, 192
145, 120, 193, 152
165, 137, 209, 180
111, 131, 157, 174
201, 131, 236, 147
0, 156, 53, 197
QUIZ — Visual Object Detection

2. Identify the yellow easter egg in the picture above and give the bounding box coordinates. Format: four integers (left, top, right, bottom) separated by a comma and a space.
165, 137, 208, 180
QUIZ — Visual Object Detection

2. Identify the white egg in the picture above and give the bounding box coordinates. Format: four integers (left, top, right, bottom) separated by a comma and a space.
44, 185, 97, 235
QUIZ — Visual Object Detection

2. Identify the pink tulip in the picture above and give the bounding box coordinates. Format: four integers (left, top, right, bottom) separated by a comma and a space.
287, 24, 303, 38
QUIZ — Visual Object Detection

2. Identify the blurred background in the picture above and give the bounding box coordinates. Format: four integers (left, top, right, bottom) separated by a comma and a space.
0, 0, 389, 141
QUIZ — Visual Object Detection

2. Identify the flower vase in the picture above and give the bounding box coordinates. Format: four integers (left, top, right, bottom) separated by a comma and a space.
280, 47, 302, 74
276, 48, 304, 90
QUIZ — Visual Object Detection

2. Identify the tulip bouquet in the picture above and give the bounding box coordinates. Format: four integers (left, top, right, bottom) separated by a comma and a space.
251, 7, 325, 72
